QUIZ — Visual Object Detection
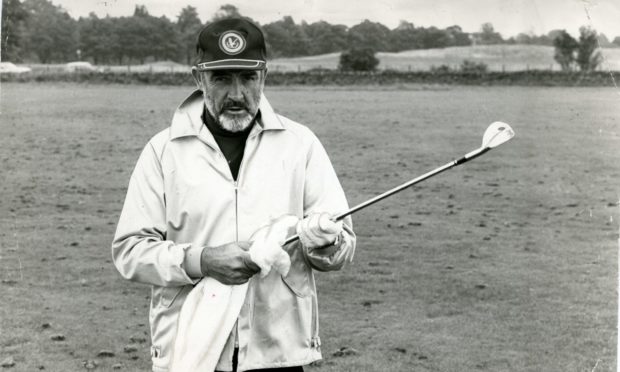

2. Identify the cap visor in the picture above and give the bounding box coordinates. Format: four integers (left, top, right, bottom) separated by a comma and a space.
196, 59, 266, 71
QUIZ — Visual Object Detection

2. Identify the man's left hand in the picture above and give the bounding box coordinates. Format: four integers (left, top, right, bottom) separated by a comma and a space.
296, 212, 343, 249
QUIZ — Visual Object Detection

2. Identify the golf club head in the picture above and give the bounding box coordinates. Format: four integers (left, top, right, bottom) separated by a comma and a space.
482, 122, 515, 149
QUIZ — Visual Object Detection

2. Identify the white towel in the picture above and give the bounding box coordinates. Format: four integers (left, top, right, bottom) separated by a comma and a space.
169, 215, 298, 372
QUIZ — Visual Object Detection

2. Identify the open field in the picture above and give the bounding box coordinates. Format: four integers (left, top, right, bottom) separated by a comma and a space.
0, 83, 618, 371
269, 45, 620, 72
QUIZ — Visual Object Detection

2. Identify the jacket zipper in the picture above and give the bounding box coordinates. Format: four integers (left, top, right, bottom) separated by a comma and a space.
233, 136, 250, 352
232, 128, 260, 356
233, 179, 240, 350
234, 180, 239, 243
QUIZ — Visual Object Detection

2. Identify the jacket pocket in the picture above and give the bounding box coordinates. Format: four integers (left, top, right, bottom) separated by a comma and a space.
281, 244, 313, 297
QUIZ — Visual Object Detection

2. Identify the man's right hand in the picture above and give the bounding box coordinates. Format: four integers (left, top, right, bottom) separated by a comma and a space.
200, 242, 260, 285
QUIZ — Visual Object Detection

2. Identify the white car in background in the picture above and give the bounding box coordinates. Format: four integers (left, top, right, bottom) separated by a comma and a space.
64, 61, 97, 72
0, 62, 32, 74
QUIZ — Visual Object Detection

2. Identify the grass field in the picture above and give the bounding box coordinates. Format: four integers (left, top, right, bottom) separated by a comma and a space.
0, 83, 618, 371
269, 45, 620, 72
22, 45, 620, 75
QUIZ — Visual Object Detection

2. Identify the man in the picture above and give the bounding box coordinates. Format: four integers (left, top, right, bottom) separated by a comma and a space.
111, 18, 356, 372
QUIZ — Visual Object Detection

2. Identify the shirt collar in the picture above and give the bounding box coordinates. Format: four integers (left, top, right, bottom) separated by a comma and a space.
170, 90, 284, 140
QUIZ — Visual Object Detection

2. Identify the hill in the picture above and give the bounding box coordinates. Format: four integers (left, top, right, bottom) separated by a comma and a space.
269, 45, 620, 72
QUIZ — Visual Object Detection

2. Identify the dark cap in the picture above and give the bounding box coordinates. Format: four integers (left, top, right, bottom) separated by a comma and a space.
195, 18, 267, 71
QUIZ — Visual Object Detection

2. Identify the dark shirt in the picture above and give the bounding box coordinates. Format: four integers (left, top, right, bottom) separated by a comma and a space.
202, 108, 256, 181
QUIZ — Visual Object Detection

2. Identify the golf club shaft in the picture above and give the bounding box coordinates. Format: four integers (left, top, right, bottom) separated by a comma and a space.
283, 146, 490, 246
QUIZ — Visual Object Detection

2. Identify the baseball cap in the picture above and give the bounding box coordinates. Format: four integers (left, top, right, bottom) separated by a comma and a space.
195, 18, 267, 71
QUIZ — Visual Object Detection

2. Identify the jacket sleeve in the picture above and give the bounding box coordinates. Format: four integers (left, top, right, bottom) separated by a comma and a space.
300, 134, 356, 271
111, 141, 200, 287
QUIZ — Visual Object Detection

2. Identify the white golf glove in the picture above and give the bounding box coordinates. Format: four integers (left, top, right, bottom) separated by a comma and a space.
249, 215, 298, 278
296, 212, 343, 249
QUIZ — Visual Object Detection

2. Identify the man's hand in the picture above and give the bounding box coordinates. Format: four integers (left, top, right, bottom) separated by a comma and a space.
249, 215, 298, 278
296, 212, 343, 249
200, 242, 260, 285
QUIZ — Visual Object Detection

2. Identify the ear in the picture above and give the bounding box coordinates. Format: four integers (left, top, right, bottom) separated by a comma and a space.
259, 68, 268, 87
191, 67, 202, 89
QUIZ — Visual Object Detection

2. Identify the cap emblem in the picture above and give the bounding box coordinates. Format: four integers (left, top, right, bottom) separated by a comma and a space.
219, 31, 246, 55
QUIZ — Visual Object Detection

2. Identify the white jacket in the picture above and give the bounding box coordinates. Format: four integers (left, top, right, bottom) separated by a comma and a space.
111, 90, 356, 372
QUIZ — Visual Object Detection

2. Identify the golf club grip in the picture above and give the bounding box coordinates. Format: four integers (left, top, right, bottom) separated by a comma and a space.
282, 213, 346, 245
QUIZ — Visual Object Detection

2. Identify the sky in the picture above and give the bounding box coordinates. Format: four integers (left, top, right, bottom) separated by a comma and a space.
49, 0, 620, 39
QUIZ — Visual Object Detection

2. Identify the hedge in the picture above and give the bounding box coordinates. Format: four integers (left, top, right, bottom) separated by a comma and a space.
1, 70, 617, 87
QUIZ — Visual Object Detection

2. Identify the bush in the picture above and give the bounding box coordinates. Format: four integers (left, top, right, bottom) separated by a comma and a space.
576, 26, 602, 72
430, 64, 452, 73
460, 60, 488, 74
2, 69, 616, 87
338, 48, 379, 72
553, 30, 579, 71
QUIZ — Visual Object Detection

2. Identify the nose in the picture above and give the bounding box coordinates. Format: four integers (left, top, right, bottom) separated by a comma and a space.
227, 76, 244, 101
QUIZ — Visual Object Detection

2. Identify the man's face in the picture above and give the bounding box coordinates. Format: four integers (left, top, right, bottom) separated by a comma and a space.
194, 69, 266, 132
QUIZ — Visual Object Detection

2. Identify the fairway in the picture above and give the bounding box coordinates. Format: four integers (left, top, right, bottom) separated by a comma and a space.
0, 83, 618, 372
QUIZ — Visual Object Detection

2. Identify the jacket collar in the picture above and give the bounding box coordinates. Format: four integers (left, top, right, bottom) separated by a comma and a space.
170, 90, 284, 140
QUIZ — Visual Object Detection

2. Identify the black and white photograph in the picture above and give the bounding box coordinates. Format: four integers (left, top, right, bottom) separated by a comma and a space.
1, 0, 618, 371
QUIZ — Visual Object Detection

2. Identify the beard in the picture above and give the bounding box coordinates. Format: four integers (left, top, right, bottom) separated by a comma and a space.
217, 112, 254, 132
204, 95, 257, 133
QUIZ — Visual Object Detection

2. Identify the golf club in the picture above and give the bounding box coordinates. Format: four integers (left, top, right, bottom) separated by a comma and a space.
284, 121, 515, 245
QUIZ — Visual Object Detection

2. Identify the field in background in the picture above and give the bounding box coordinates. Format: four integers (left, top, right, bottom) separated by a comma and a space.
0, 83, 618, 371
270, 45, 620, 72
16, 45, 620, 74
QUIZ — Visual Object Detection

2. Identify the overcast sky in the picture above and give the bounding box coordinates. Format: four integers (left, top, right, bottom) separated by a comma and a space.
51, 0, 620, 39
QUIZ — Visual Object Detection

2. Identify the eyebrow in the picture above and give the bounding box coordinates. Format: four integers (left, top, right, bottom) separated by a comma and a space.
210, 70, 258, 77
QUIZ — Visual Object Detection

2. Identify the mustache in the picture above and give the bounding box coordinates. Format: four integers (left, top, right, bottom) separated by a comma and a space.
221, 100, 248, 111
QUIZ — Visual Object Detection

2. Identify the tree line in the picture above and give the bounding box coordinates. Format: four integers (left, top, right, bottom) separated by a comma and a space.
3, 0, 620, 65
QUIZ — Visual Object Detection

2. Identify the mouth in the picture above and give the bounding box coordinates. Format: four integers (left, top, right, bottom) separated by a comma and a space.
222, 104, 248, 115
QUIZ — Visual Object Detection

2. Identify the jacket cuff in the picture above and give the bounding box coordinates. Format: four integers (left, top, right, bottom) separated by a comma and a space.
182, 244, 204, 279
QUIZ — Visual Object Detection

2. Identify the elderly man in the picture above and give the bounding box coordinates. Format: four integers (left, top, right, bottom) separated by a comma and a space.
112, 18, 355, 372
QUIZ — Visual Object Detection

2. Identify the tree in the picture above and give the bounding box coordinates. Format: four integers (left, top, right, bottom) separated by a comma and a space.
553, 30, 578, 71
301, 21, 348, 55
112, 6, 181, 64
576, 26, 602, 72
22, 0, 78, 63
389, 21, 421, 51
148, 16, 181, 61
133, 4, 149, 17
212, 4, 243, 21
348, 20, 391, 51
1, 0, 29, 61
613, 36, 620, 48
176, 6, 203, 64
78, 13, 113, 64
417, 26, 451, 49
514, 32, 533, 44
445, 25, 471, 46
476, 22, 503, 45
117, 8, 152, 63
338, 47, 379, 71
263, 16, 309, 57
547, 29, 564, 42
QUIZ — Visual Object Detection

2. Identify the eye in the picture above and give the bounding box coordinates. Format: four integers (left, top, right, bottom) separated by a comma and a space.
242, 72, 258, 81
212, 75, 230, 83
